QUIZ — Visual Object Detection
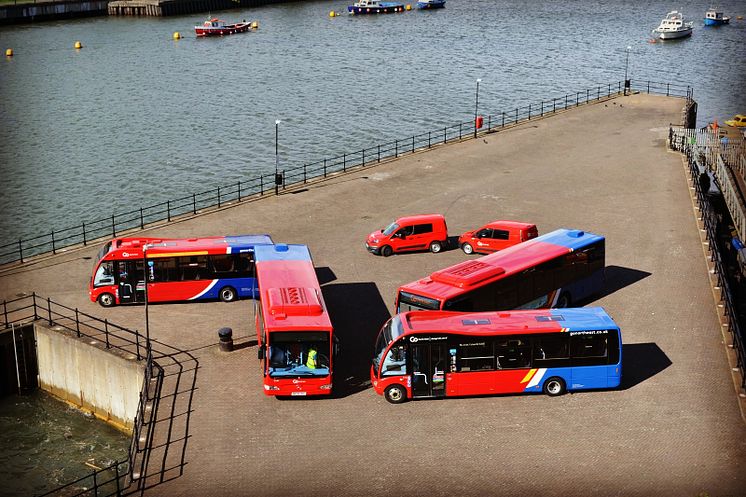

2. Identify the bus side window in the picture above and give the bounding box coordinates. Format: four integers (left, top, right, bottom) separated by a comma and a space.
532, 334, 570, 367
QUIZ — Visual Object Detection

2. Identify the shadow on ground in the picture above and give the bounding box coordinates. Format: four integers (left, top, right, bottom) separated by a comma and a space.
322, 281, 391, 398
620, 342, 671, 390
598, 265, 652, 299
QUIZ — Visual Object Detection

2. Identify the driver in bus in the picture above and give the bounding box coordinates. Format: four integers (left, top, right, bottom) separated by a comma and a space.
306, 347, 318, 369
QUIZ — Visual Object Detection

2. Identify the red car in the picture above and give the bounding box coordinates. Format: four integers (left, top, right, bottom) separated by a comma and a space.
366, 214, 448, 257
458, 221, 538, 254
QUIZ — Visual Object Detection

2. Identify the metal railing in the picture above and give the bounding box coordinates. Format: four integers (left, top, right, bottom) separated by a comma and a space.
669, 128, 746, 392
0, 79, 692, 266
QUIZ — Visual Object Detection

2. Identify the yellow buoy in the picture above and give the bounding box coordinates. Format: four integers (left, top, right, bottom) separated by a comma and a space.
173, 31, 181, 40
251, 20, 259, 29
74, 41, 82, 49
5, 48, 12, 57
329, 10, 336, 17
406, 4, 411, 10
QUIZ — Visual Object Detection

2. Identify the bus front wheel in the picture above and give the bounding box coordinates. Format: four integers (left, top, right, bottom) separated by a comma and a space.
384, 384, 407, 404
219, 286, 237, 303
543, 377, 566, 396
98, 293, 115, 307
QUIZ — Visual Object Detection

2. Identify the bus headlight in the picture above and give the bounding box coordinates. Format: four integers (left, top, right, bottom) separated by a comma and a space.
319, 384, 332, 390
264, 385, 280, 391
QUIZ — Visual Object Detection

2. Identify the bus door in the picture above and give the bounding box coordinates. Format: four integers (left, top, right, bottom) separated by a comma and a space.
410, 339, 447, 399
116, 261, 145, 304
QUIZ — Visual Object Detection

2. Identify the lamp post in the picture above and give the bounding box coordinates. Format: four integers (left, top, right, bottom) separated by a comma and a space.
624, 46, 631, 95
474, 78, 481, 138
274, 119, 281, 195
142, 245, 151, 351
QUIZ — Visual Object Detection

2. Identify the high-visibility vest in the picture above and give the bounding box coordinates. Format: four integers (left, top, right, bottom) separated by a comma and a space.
306, 349, 317, 369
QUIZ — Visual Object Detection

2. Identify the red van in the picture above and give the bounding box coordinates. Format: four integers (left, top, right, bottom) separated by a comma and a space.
366, 214, 448, 257
458, 220, 538, 254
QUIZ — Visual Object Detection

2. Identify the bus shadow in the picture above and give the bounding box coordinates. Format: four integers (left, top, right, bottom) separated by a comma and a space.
315, 266, 337, 286
620, 342, 671, 390
597, 265, 652, 300
321, 281, 392, 398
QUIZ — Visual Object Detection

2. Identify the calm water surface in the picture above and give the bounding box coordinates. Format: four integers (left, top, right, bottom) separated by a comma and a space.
0, 391, 129, 496
0, 0, 745, 243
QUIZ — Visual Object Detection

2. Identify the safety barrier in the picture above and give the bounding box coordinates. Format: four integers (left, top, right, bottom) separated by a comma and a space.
0, 80, 692, 266
669, 128, 746, 393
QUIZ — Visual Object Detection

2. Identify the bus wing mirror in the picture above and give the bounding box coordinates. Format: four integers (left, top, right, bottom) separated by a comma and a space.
258, 344, 265, 361
333, 336, 340, 357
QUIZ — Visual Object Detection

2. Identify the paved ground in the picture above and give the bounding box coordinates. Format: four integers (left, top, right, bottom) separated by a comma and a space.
2, 93, 745, 497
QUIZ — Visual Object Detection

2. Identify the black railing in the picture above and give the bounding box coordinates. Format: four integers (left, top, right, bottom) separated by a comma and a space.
669, 129, 746, 392
0, 80, 692, 266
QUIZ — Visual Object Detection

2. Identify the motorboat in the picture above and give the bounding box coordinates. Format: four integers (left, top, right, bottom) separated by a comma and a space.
195, 18, 252, 37
704, 8, 730, 25
348, 0, 405, 15
652, 11, 693, 40
417, 0, 446, 9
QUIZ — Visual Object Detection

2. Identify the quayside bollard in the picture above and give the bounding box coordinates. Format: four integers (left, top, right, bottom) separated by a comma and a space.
218, 327, 233, 352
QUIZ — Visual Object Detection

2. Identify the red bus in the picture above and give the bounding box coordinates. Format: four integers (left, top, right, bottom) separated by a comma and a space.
254, 244, 337, 397
89, 235, 273, 307
371, 307, 622, 403
396, 228, 605, 313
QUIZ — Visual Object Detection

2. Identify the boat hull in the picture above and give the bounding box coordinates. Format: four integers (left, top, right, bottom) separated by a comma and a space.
417, 1, 445, 9
704, 18, 729, 26
195, 23, 251, 37
656, 27, 692, 39
348, 4, 404, 14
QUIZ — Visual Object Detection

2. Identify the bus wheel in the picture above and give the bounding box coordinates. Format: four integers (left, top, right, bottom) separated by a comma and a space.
381, 245, 393, 257
98, 293, 115, 307
219, 286, 237, 303
461, 243, 474, 254
556, 292, 571, 308
384, 384, 407, 404
430, 241, 442, 253
543, 377, 566, 396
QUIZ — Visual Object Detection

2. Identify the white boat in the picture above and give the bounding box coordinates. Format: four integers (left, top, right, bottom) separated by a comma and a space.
652, 11, 693, 40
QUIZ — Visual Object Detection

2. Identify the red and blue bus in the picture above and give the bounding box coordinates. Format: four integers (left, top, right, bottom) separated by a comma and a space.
396, 228, 605, 313
254, 244, 337, 397
371, 307, 621, 403
89, 235, 273, 307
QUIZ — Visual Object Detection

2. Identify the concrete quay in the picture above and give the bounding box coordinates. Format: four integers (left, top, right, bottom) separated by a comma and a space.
1, 93, 745, 496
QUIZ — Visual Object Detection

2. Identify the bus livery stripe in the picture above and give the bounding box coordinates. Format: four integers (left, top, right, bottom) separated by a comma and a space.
520, 369, 537, 384
526, 368, 547, 389
187, 279, 219, 300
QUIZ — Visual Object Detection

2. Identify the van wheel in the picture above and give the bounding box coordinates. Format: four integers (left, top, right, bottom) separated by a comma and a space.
430, 241, 442, 253
543, 377, 566, 396
381, 245, 393, 257
219, 286, 237, 302
461, 243, 474, 254
384, 384, 407, 404
98, 293, 115, 307
556, 292, 571, 308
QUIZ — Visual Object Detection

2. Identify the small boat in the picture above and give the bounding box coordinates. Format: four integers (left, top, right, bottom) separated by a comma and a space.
195, 18, 252, 37
417, 0, 446, 9
704, 8, 730, 26
652, 11, 693, 40
348, 0, 405, 15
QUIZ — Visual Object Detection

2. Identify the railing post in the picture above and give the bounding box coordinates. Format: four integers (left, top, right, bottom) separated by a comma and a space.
501, 112, 505, 128
488, 115, 491, 130
47, 297, 52, 325
540, 101, 543, 117
343, 153, 346, 172
260, 176, 264, 195
140, 208, 144, 229
528, 104, 532, 120
377, 145, 381, 162
608, 83, 611, 96
111, 215, 116, 237
32, 292, 38, 320
458, 124, 462, 140
411, 135, 415, 152
324, 158, 328, 177
565, 94, 568, 109
193, 193, 197, 212
238, 181, 242, 201
75, 308, 81, 337
92, 470, 98, 495
135, 329, 141, 360
647, 81, 650, 94
597, 86, 600, 99
167, 200, 171, 222
51, 231, 56, 254
428, 131, 431, 148
217, 187, 221, 208
666, 83, 670, 96
553, 98, 556, 113
515, 108, 518, 122
443, 127, 447, 144
577, 92, 580, 106
82, 222, 87, 246
361, 150, 365, 167
586, 89, 589, 102
303, 164, 307, 183
104, 319, 110, 349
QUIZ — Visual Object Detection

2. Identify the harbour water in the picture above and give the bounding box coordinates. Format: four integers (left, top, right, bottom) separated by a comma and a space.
0, 391, 129, 496
0, 0, 744, 244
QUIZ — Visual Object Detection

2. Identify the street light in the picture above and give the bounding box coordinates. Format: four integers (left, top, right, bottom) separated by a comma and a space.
275, 119, 281, 195
142, 244, 151, 351
474, 78, 482, 138
624, 46, 632, 95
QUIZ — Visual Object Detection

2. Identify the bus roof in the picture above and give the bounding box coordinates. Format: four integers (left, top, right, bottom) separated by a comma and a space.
402, 307, 617, 337
106, 235, 273, 259
399, 228, 604, 301
255, 244, 332, 331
